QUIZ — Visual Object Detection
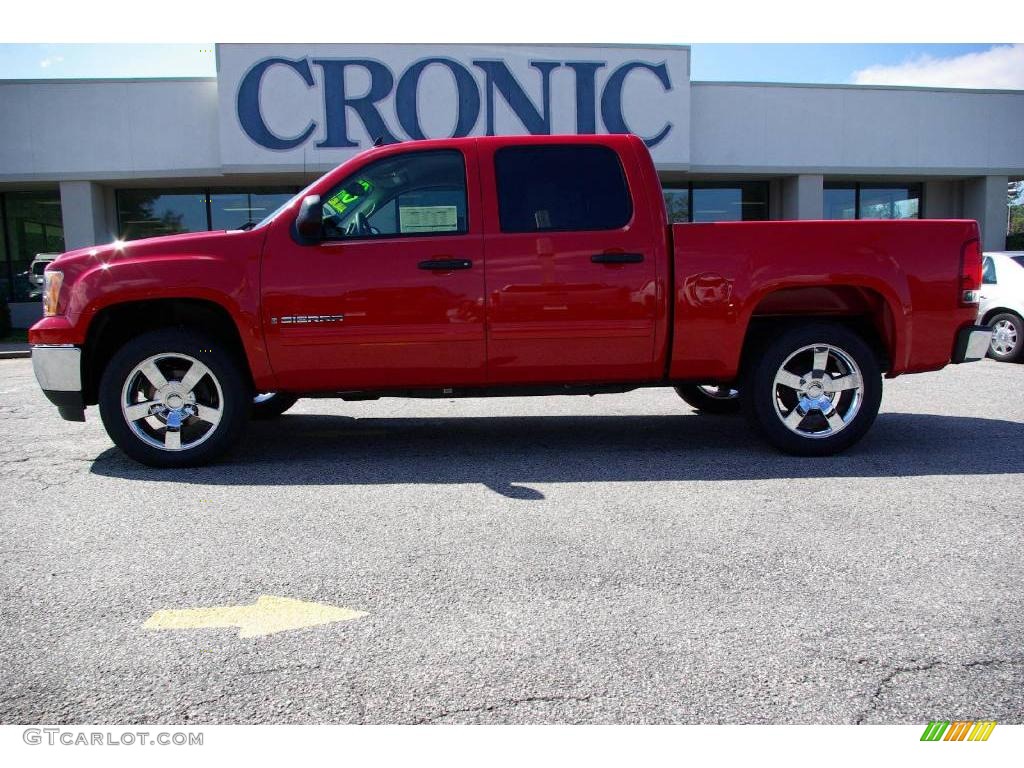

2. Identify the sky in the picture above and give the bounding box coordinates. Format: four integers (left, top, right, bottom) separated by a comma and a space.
0, 43, 1022, 89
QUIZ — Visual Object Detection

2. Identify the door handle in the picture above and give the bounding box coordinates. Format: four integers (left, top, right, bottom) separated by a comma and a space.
591, 252, 644, 264
418, 258, 473, 270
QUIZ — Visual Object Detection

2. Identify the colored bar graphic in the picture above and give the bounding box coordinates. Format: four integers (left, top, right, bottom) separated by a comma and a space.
944, 721, 973, 741
921, 721, 950, 741
921, 719, 996, 742
968, 721, 997, 741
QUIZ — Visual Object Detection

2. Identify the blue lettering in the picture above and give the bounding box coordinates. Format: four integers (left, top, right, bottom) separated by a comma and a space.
396, 58, 481, 139
565, 61, 604, 134
237, 56, 677, 151
600, 61, 673, 147
472, 60, 560, 135
236, 57, 317, 151
315, 59, 399, 148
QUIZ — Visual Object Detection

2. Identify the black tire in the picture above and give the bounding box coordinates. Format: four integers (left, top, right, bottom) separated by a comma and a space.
986, 312, 1024, 362
742, 323, 882, 456
674, 383, 742, 414
252, 392, 299, 419
98, 328, 251, 467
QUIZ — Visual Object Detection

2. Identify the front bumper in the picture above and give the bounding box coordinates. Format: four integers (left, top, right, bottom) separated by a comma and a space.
31, 344, 85, 421
951, 325, 992, 364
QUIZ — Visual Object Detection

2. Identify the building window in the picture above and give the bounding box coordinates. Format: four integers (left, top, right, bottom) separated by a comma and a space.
823, 186, 856, 220
824, 182, 922, 220
209, 189, 296, 232
116, 190, 208, 241
1, 191, 64, 302
663, 188, 690, 224
860, 185, 921, 219
0, 197, 7, 301
661, 182, 769, 224
116, 187, 302, 241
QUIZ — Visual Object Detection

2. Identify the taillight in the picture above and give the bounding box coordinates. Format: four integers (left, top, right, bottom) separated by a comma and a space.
959, 238, 982, 306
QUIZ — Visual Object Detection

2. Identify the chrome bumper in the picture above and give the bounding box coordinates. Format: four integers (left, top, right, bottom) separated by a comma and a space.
951, 325, 992, 364
31, 344, 85, 421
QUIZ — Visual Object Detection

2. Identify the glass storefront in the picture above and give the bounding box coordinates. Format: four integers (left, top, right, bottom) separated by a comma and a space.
1, 191, 65, 301
823, 186, 857, 220
824, 182, 922, 220
116, 190, 208, 241
0, 199, 6, 301
662, 182, 770, 223
209, 189, 295, 231
0, 178, 932, 301
116, 187, 299, 241
693, 182, 769, 222
663, 188, 690, 224
860, 185, 922, 219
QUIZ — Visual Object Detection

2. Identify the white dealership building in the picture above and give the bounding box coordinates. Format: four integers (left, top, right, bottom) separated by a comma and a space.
1, 43, 1022, 321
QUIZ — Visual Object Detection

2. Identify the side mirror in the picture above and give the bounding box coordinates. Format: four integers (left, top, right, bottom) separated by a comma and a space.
293, 195, 322, 244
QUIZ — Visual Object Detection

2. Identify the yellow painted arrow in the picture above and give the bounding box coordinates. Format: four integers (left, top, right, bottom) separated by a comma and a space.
143, 595, 367, 638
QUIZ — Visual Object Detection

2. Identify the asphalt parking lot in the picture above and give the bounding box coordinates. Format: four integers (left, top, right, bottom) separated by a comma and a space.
1, 356, 1022, 725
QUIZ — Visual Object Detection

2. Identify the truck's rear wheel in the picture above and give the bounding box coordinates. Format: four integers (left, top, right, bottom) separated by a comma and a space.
674, 383, 741, 414
252, 392, 299, 419
742, 323, 882, 456
98, 329, 251, 467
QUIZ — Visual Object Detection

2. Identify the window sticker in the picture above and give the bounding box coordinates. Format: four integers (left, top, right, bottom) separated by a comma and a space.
325, 179, 373, 216
399, 205, 458, 233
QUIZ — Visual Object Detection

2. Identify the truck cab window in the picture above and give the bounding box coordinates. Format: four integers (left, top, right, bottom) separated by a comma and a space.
321, 150, 468, 240
494, 144, 633, 232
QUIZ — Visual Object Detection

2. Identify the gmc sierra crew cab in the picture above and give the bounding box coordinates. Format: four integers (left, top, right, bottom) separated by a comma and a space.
29, 134, 991, 467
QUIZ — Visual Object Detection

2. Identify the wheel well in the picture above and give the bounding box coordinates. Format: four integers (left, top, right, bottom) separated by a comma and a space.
980, 307, 1021, 326
82, 299, 252, 405
740, 286, 894, 375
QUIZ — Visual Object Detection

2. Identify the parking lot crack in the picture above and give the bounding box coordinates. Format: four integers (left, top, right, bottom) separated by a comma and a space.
842, 656, 1024, 724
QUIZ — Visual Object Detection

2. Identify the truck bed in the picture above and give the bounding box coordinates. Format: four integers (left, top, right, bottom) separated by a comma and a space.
668, 219, 980, 381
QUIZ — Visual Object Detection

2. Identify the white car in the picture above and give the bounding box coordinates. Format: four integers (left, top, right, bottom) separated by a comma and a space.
28, 253, 59, 298
979, 251, 1024, 362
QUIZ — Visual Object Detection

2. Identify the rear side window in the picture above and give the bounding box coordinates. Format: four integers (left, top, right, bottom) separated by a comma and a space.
494, 145, 632, 233
982, 257, 996, 284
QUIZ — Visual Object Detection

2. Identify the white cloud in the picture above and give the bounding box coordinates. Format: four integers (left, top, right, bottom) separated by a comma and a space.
852, 44, 1024, 90
39, 55, 64, 69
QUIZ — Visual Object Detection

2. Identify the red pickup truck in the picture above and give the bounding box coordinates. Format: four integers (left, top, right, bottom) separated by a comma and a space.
30, 134, 990, 467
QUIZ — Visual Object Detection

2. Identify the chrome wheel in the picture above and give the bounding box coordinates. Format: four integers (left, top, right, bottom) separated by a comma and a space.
991, 319, 1019, 356
771, 344, 863, 439
121, 352, 224, 451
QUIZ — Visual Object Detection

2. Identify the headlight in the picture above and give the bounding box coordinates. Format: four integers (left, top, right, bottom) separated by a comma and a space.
42, 270, 64, 316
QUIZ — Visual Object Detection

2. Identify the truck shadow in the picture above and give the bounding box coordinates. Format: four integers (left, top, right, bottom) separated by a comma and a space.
88, 411, 1024, 498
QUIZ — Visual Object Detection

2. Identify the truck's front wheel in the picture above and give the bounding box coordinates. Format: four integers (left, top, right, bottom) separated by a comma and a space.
98, 329, 251, 467
743, 323, 882, 456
